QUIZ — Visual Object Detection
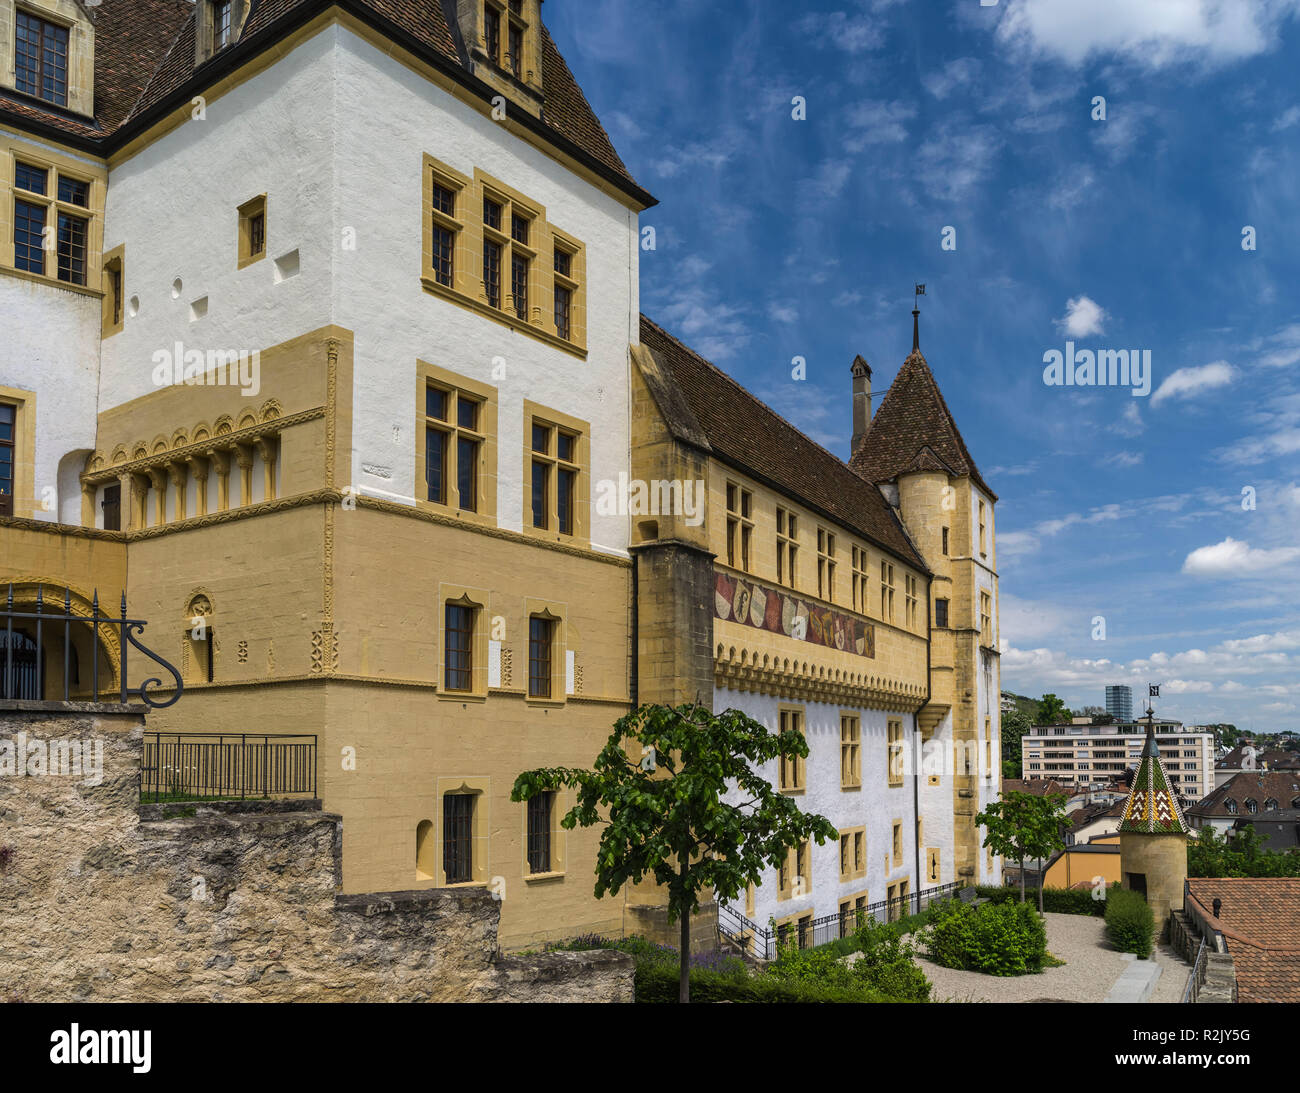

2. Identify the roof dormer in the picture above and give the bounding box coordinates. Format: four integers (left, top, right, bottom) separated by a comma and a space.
0, 0, 95, 116
454, 0, 544, 118
195, 0, 251, 66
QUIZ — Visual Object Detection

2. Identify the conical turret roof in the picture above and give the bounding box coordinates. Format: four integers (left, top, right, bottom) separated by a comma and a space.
1119, 718, 1190, 835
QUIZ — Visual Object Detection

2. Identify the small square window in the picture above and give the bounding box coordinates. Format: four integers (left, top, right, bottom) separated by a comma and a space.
511, 214, 530, 245
457, 397, 479, 431
58, 176, 89, 207
426, 387, 448, 421
531, 423, 550, 453
484, 197, 502, 230
15, 162, 47, 195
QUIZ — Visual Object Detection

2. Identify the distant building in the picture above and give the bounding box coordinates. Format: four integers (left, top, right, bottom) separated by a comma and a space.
1186, 771, 1300, 834
1022, 720, 1213, 801
1105, 685, 1133, 722
1213, 743, 1300, 790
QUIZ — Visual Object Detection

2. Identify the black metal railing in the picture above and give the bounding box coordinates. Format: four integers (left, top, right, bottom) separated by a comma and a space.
1182, 935, 1208, 1003
1, 585, 182, 708
140, 733, 318, 802
718, 880, 962, 961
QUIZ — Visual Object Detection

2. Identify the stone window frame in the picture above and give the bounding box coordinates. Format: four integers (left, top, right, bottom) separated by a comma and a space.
838, 825, 866, 882
777, 837, 812, 902
522, 595, 567, 708
774, 909, 815, 950
236, 193, 266, 270
195, 0, 250, 65
816, 526, 836, 602
879, 559, 895, 622
0, 384, 35, 518
887, 718, 904, 788
521, 399, 589, 548
438, 582, 490, 701
850, 542, 871, 615
777, 703, 806, 794
435, 775, 491, 887
420, 157, 587, 358
838, 890, 869, 938
414, 360, 498, 529
980, 590, 993, 647
101, 243, 124, 338
1, 0, 95, 116
724, 480, 753, 572
891, 818, 904, 869
904, 572, 918, 630
775, 506, 799, 589
839, 710, 861, 790
521, 785, 568, 883
1, 137, 103, 294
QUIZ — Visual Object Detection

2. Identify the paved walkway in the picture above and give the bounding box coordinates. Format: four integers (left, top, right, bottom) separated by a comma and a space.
905, 911, 1193, 1003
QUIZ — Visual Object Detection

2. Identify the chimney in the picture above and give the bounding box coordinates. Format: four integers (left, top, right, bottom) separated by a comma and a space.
850, 354, 872, 454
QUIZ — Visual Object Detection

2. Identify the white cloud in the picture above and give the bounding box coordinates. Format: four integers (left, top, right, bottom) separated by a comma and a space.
1056, 295, 1107, 338
797, 10, 887, 53
993, 0, 1300, 68
1273, 105, 1300, 131
1103, 451, 1144, 468
1151, 360, 1234, 407
1221, 629, 1300, 653
1182, 537, 1300, 576
1256, 323, 1300, 368
923, 58, 981, 100
768, 303, 799, 324
843, 100, 917, 148
915, 123, 1001, 201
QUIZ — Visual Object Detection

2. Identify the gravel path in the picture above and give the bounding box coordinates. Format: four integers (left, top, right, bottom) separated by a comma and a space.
910, 912, 1187, 1003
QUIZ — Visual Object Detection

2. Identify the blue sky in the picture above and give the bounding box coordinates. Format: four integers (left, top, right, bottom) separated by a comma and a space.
548, 0, 1300, 733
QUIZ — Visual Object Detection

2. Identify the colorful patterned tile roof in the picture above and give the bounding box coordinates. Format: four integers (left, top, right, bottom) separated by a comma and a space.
1118, 723, 1189, 834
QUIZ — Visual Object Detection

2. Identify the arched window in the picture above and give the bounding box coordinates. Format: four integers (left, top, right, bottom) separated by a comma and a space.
1265, 798, 1279, 811
1245, 798, 1258, 814
1225, 799, 1238, 814
0, 629, 42, 700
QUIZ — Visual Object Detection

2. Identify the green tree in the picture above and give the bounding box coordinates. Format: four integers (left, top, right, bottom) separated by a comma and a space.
1188, 824, 1300, 878
1036, 694, 1071, 725
511, 702, 838, 1002
977, 790, 1069, 908
1001, 709, 1034, 769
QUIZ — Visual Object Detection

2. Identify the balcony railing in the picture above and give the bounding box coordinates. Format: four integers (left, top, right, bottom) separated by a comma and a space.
1, 585, 182, 707
140, 732, 318, 802
717, 881, 961, 961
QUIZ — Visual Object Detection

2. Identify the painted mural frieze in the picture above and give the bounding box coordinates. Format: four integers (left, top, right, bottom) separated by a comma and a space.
713, 572, 875, 658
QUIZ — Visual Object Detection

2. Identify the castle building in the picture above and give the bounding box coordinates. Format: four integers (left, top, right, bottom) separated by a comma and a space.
1, 0, 1000, 948
628, 314, 1002, 941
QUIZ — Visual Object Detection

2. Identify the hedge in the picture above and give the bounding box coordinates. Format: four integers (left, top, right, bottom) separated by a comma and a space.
1104, 887, 1154, 958
635, 963, 908, 1003
976, 885, 1106, 916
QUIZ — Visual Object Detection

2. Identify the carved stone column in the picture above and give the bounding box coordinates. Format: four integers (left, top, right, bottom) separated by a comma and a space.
187, 454, 210, 516
208, 449, 231, 512
234, 443, 255, 507
255, 435, 278, 502
168, 463, 188, 522
148, 468, 168, 526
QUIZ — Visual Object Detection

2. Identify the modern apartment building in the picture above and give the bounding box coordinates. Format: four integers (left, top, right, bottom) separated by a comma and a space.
1023, 720, 1213, 801
1105, 684, 1133, 722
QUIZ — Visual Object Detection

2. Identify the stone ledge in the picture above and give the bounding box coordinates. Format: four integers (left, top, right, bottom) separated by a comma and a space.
138, 797, 325, 821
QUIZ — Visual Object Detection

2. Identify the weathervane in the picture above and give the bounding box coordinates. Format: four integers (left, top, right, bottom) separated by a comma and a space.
1142, 683, 1160, 757
912, 283, 925, 351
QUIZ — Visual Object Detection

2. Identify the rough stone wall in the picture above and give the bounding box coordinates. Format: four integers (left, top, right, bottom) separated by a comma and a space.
0, 707, 632, 1002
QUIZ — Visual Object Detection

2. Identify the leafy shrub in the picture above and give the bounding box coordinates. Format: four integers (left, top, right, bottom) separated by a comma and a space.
763, 917, 930, 1001
635, 963, 906, 1003
975, 885, 1105, 916
1104, 887, 1154, 958
923, 897, 1050, 976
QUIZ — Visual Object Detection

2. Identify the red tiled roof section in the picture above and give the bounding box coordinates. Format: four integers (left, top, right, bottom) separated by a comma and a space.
539, 27, 633, 185
4, 0, 641, 194
639, 316, 928, 572
1187, 878, 1300, 1003
94, 0, 194, 130
1002, 778, 1067, 797
849, 349, 995, 499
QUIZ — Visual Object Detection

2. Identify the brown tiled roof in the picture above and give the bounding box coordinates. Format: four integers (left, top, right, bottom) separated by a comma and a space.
1216, 745, 1300, 770
849, 349, 995, 500
1187, 878, 1300, 1003
639, 316, 928, 572
1002, 778, 1067, 798
1189, 771, 1300, 818
1, 0, 644, 200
